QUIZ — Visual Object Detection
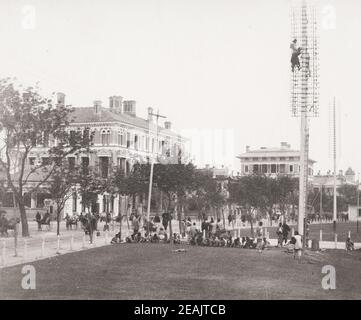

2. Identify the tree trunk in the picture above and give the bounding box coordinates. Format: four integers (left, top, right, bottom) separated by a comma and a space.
169, 214, 173, 245
12, 193, 18, 257
88, 206, 93, 244
18, 202, 30, 237
125, 196, 130, 231
118, 214, 122, 240
248, 210, 254, 237
222, 207, 226, 229
57, 210, 60, 236
178, 209, 182, 237
177, 199, 182, 237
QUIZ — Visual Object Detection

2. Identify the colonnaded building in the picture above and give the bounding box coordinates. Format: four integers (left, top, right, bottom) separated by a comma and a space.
237, 142, 315, 178
1, 93, 188, 217
237, 142, 360, 219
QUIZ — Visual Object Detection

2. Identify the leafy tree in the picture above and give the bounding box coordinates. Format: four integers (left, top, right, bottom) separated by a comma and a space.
228, 175, 299, 231
0, 78, 91, 236
228, 174, 269, 236
113, 162, 150, 209
262, 177, 280, 219
190, 170, 213, 219
153, 163, 196, 240
337, 184, 359, 206
308, 187, 348, 220
77, 168, 103, 214
276, 175, 298, 218
46, 162, 80, 235
112, 163, 150, 236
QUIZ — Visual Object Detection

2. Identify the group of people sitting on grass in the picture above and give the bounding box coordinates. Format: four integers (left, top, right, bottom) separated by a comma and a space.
189, 221, 270, 252
110, 227, 182, 245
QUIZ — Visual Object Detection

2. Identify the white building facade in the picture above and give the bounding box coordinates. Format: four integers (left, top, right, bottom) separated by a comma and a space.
237, 142, 315, 178
19, 93, 188, 217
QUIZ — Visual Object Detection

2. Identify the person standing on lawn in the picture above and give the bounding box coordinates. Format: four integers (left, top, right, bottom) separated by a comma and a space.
190, 222, 198, 238
282, 222, 291, 245
133, 216, 139, 234
293, 231, 303, 262
162, 212, 168, 231
36, 211, 42, 231
276, 222, 283, 247
210, 217, 216, 236
228, 213, 233, 227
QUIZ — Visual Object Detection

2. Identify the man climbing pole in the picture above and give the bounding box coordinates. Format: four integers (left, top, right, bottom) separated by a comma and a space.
290, 39, 301, 72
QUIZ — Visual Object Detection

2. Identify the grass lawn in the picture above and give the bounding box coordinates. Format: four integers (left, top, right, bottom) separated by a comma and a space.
1, 243, 361, 300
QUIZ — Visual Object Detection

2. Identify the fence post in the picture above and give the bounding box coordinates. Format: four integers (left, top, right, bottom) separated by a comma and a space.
2, 241, 6, 267
334, 234, 338, 249
348, 230, 351, 239
41, 235, 45, 257
319, 229, 322, 241
24, 239, 28, 260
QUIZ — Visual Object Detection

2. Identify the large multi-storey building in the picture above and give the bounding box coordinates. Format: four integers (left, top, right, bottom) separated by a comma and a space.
312, 168, 357, 195
2, 93, 188, 216
237, 142, 315, 177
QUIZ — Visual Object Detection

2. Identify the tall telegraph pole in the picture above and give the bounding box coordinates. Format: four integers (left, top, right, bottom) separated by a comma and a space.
332, 97, 337, 233
146, 110, 166, 236
290, 0, 319, 237
357, 173, 360, 233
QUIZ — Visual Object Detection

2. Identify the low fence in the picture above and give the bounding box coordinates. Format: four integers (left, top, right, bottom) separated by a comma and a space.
0, 230, 117, 268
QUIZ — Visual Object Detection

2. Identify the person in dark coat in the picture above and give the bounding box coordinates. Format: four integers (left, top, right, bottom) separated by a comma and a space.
162, 212, 168, 231
154, 213, 161, 223
282, 222, 291, 245
35, 211, 42, 230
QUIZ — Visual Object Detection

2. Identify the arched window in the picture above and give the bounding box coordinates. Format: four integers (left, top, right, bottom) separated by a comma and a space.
126, 132, 131, 148
134, 134, 138, 150
118, 130, 125, 146
101, 129, 110, 145
72, 192, 77, 213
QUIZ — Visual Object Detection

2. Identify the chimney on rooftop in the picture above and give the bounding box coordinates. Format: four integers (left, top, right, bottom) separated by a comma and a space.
148, 107, 153, 122
123, 100, 136, 116
94, 100, 102, 114
281, 142, 290, 149
164, 121, 172, 130
109, 96, 123, 114
57, 92, 65, 106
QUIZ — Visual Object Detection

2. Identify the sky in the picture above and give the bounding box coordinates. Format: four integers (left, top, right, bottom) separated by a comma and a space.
0, 0, 360, 176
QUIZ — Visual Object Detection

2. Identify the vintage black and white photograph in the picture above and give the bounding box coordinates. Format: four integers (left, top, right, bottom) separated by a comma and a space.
0, 0, 361, 304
